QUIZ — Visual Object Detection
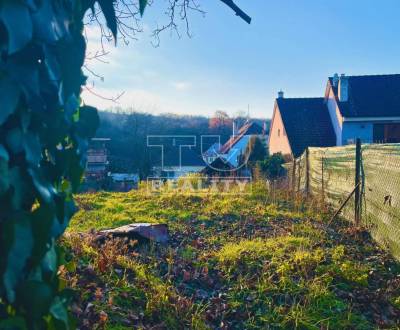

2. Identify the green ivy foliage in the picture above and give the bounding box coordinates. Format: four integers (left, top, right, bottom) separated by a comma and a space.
0, 0, 146, 328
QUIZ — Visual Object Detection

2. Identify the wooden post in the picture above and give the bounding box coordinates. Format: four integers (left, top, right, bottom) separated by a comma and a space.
354, 138, 362, 226
270, 179, 277, 205
305, 148, 310, 196
291, 158, 296, 195
297, 158, 301, 192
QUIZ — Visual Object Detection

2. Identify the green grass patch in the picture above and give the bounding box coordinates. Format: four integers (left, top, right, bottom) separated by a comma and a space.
63, 184, 400, 329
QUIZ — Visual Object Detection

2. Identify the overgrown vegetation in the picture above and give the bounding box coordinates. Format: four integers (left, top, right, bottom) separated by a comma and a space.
0, 1, 253, 327
63, 184, 400, 329
0, 1, 107, 328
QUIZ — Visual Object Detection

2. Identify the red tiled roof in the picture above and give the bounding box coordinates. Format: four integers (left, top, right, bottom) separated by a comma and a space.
219, 121, 263, 154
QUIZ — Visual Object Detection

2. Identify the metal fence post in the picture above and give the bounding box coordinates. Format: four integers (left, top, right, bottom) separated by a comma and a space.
355, 138, 362, 226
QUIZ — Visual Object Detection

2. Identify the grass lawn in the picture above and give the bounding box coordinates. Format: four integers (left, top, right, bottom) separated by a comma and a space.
62, 183, 400, 329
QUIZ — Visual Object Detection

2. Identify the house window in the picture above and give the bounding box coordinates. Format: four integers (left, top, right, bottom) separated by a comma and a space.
373, 123, 400, 143
278, 129, 281, 137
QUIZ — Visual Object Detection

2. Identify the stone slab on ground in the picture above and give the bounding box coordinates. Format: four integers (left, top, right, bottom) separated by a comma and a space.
98, 223, 169, 243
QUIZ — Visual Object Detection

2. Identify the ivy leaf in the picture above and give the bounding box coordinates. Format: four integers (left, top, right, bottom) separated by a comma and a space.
31, 0, 68, 43
41, 244, 57, 278
0, 144, 9, 161
64, 94, 79, 121
56, 35, 86, 102
3, 45, 43, 113
6, 128, 23, 154
23, 132, 41, 166
9, 167, 34, 210
18, 281, 53, 318
0, 1, 33, 54
0, 0, 99, 325
2, 214, 34, 303
139, 0, 148, 16
28, 168, 55, 203
53, 198, 76, 237
0, 317, 27, 330
67, 150, 84, 192
31, 203, 55, 266
0, 144, 10, 194
97, 0, 117, 40
76, 105, 99, 138
0, 75, 20, 125
49, 296, 69, 330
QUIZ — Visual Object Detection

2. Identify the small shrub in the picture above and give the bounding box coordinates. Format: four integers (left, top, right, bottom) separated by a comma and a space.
332, 245, 346, 262
391, 296, 400, 309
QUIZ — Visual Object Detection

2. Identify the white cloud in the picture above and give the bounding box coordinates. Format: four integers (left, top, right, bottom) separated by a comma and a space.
80, 26, 269, 118
170, 81, 192, 91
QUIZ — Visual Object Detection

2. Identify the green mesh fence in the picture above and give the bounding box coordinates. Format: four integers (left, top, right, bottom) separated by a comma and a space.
361, 144, 400, 259
289, 143, 400, 260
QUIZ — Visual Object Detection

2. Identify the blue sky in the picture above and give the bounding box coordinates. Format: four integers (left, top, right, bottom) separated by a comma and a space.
82, 0, 400, 118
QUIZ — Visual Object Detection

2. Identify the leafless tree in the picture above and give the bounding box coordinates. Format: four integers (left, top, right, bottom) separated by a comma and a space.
83, 0, 251, 103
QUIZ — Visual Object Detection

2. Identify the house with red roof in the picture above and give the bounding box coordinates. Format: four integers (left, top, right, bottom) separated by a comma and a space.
202, 120, 267, 175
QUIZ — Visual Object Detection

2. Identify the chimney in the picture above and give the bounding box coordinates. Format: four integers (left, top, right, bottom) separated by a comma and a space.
262, 121, 267, 136
232, 119, 238, 137
278, 90, 284, 99
332, 73, 339, 87
338, 74, 349, 102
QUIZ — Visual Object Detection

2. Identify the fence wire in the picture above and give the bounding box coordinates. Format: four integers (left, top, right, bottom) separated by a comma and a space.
289, 143, 400, 260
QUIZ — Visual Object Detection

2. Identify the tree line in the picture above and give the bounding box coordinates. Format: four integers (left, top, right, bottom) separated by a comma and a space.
96, 110, 269, 178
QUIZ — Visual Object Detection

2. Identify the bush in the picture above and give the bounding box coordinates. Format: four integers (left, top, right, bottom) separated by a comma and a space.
0, 1, 122, 328
259, 153, 286, 179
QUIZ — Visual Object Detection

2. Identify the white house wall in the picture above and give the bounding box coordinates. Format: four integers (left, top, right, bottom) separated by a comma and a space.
342, 122, 374, 144
326, 86, 344, 146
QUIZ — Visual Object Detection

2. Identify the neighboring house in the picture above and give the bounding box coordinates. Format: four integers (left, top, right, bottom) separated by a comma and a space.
325, 74, 400, 145
109, 173, 139, 191
151, 121, 267, 179
269, 74, 400, 158
202, 120, 267, 176
218, 120, 266, 167
269, 95, 336, 158
86, 138, 110, 179
152, 147, 207, 179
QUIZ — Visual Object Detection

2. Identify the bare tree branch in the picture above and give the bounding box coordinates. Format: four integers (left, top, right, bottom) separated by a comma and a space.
219, 0, 251, 24
82, 0, 251, 102
84, 85, 125, 103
